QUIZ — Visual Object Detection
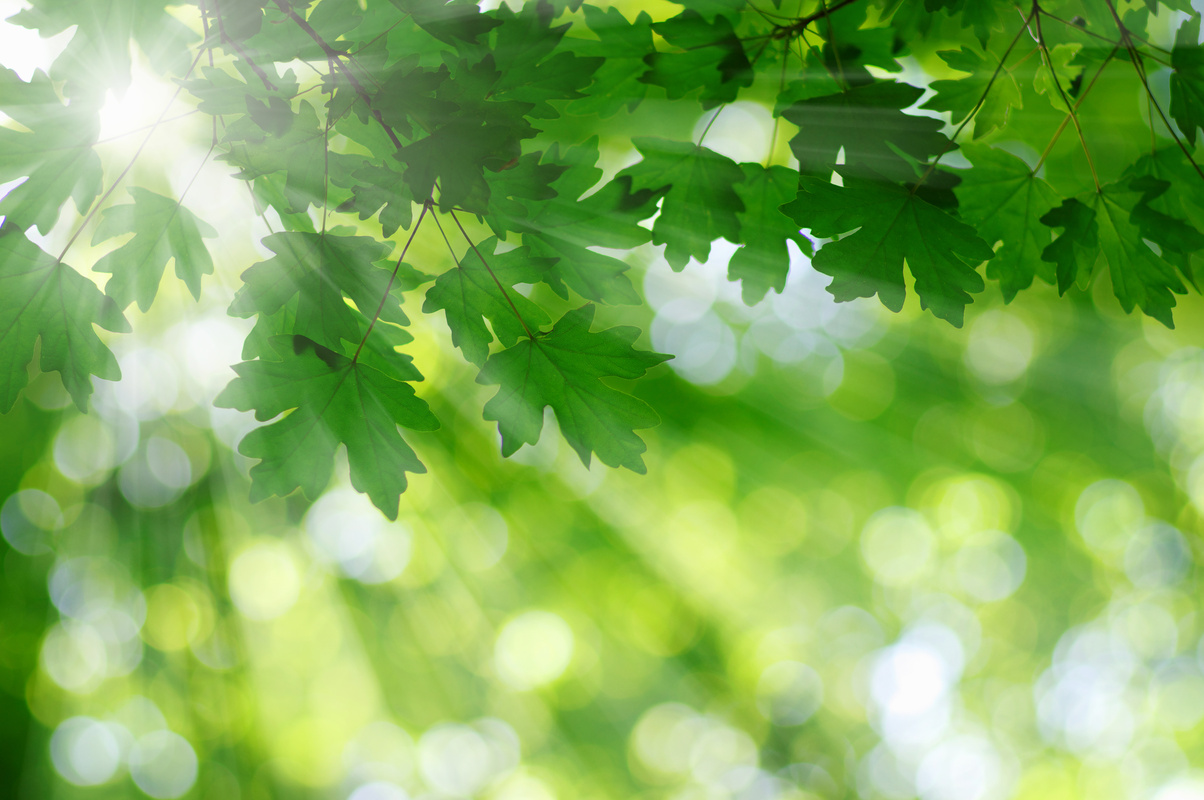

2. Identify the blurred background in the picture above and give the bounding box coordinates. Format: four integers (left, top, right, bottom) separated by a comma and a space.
5, 2, 1204, 799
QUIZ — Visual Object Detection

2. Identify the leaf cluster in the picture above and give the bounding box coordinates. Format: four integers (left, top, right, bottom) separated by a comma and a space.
7, 0, 1204, 515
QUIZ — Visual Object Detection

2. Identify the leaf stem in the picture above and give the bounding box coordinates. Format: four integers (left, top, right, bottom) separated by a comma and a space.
56, 47, 207, 264
353, 201, 430, 364
1031, 3, 1101, 193
271, 0, 405, 151
911, 5, 1035, 193
1100, 0, 1204, 186
773, 0, 862, 39
208, 0, 278, 90
431, 209, 535, 340
1032, 47, 1116, 175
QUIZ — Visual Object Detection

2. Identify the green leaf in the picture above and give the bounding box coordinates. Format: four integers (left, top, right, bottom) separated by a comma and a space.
729, 163, 811, 304
1042, 181, 1196, 326
957, 144, 1060, 301
334, 164, 416, 238
478, 305, 671, 472
568, 7, 654, 117
924, 0, 1002, 45
1091, 184, 1189, 326
0, 225, 130, 412
179, 62, 300, 118
1040, 198, 1099, 294
422, 237, 555, 366
1171, 15, 1204, 145
229, 232, 403, 352
214, 335, 439, 519
618, 137, 744, 271
387, 0, 500, 45
782, 174, 994, 326
487, 2, 603, 119
641, 11, 752, 109
781, 82, 951, 181
1033, 43, 1083, 110
221, 101, 364, 214
922, 47, 1022, 139
0, 68, 102, 233
10, 0, 198, 99
487, 139, 654, 304
90, 188, 217, 311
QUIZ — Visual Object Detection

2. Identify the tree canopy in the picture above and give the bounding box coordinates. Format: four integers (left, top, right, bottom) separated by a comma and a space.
3, 0, 1204, 515
5, 0, 1204, 798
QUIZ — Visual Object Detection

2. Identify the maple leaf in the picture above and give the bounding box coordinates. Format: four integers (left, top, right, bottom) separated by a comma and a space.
957, 144, 1060, 301
923, 47, 1022, 139
388, 0, 500, 45
487, 139, 654, 304
781, 82, 951, 182
782, 173, 994, 326
221, 101, 364, 214
618, 137, 744, 271
215, 335, 439, 519
0, 225, 130, 412
1032, 43, 1084, 110
1040, 198, 1099, 294
334, 163, 416, 238
10, 0, 197, 99
925, 0, 1002, 45
1124, 148, 1204, 286
487, 1, 603, 119
478, 305, 671, 472
0, 68, 102, 233
422, 237, 555, 366
229, 232, 405, 352
90, 188, 217, 312
179, 61, 300, 117
567, 6, 654, 117
641, 11, 752, 109
730, 163, 811, 304
1053, 184, 1193, 327
1171, 15, 1204, 144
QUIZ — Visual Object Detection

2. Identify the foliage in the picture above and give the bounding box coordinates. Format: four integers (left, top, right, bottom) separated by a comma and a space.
2, 0, 1204, 515
6, 0, 1204, 797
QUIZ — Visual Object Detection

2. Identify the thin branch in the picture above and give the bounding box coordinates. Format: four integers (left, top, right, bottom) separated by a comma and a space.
1100, 0, 1204, 186
209, 0, 278, 90
1032, 47, 1117, 175
352, 201, 431, 363
56, 47, 207, 263
321, 57, 335, 233
271, 0, 405, 150
773, 0, 862, 39
910, 5, 1035, 193
1031, 2, 1101, 192
447, 209, 535, 339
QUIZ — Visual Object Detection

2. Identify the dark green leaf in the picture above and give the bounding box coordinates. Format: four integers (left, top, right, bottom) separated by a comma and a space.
478, 305, 671, 472
422, 237, 555, 366
619, 137, 744, 271
215, 334, 438, 519
782, 173, 994, 325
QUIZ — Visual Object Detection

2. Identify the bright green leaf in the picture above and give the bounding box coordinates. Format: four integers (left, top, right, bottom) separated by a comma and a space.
0, 225, 130, 412
90, 188, 217, 311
